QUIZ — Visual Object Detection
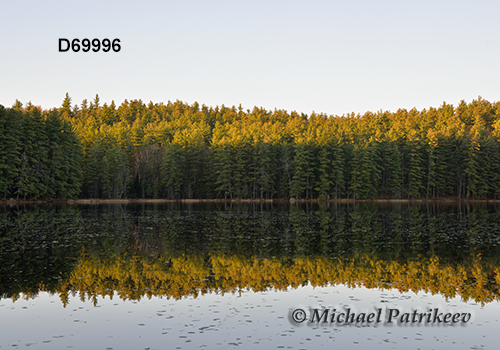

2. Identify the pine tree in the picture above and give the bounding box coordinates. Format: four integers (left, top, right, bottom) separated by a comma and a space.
290, 142, 314, 199
331, 141, 345, 199
162, 144, 186, 198
0, 106, 21, 198
60, 93, 73, 120
315, 145, 332, 199
254, 142, 276, 199
213, 144, 234, 199
406, 140, 425, 199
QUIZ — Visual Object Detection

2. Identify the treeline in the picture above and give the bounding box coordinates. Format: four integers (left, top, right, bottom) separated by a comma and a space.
2, 95, 500, 199
0, 103, 82, 199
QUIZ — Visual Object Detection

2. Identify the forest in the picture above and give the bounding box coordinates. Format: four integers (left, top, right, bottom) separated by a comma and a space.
1, 94, 500, 200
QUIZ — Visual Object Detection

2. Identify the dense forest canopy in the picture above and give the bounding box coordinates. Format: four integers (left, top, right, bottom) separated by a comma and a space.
2, 94, 500, 200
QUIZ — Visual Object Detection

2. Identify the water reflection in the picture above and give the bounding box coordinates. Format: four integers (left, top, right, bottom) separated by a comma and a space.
2, 202, 500, 306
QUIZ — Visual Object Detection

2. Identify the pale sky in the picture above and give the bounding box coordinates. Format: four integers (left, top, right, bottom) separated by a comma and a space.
1, 0, 499, 116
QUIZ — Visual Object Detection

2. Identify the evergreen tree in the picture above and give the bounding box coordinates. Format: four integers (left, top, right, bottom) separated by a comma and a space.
290, 142, 314, 198
0, 106, 21, 198
315, 145, 332, 199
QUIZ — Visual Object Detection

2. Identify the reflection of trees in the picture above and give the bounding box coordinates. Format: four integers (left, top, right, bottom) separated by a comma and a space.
0, 206, 83, 300
2, 202, 500, 306
53, 251, 500, 306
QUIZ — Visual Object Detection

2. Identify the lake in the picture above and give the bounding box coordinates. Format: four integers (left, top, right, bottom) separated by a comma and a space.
1, 202, 500, 349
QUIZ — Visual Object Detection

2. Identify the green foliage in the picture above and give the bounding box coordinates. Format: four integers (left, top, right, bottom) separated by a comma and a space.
162, 144, 185, 199
0, 103, 83, 199
4, 96, 500, 200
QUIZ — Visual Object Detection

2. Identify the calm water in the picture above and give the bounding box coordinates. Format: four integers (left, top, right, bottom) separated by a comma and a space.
1, 202, 500, 349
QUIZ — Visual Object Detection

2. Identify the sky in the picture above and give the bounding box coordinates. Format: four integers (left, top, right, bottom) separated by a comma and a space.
1, 0, 499, 116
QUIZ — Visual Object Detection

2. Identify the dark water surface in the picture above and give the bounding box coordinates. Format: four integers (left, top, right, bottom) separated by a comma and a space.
1, 202, 500, 349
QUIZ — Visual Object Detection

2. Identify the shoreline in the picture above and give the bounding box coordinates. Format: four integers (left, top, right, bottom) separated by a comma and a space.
2, 197, 500, 205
